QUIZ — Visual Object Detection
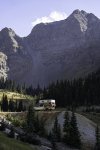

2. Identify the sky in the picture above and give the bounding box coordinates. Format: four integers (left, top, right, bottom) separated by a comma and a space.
0, 0, 100, 37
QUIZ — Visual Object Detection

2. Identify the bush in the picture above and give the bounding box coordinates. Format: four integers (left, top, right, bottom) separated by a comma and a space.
8, 127, 15, 138
0, 122, 6, 131
20, 133, 41, 145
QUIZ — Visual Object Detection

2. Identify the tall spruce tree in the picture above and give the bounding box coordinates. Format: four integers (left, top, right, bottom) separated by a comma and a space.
63, 111, 70, 144
39, 118, 46, 136
69, 112, 81, 149
9, 127, 15, 138
52, 116, 61, 142
63, 111, 70, 132
34, 114, 40, 133
95, 125, 100, 150
18, 100, 23, 112
9, 99, 14, 112
1, 94, 8, 112
26, 104, 35, 133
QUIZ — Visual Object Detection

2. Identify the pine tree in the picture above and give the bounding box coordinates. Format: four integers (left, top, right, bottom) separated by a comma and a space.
52, 116, 61, 142
11, 80, 16, 92
69, 112, 81, 149
51, 139, 57, 150
1, 94, 8, 112
48, 131, 52, 141
39, 118, 46, 136
18, 100, 23, 112
9, 127, 15, 138
26, 104, 35, 133
34, 114, 40, 133
63, 111, 70, 144
63, 111, 70, 132
15, 100, 18, 112
16, 84, 20, 93
57, 124, 61, 142
95, 125, 100, 150
9, 99, 14, 112
0, 121, 6, 131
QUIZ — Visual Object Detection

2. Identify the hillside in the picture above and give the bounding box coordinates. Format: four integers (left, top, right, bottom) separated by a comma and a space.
0, 132, 38, 150
0, 89, 33, 101
0, 110, 97, 150
36, 111, 96, 149
0, 89, 34, 112
0, 10, 100, 86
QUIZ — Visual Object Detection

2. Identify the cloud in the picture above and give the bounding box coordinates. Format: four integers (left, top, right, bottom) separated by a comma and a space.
32, 11, 67, 27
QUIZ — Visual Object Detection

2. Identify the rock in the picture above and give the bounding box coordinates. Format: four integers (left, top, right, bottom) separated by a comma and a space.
0, 10, 100, 86
0, 52, 8, 79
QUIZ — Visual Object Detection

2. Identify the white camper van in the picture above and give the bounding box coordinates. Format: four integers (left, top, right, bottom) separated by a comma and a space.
34, 99, 56, 111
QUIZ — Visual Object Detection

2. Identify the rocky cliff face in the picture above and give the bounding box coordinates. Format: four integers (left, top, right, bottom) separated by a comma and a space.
0, 10, 100, 87
0, 28, 33, 85
0, 52, 8, 79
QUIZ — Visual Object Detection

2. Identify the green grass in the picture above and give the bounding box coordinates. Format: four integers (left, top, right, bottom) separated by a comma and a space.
0, 89, 33, 101
0, 132, 38, 150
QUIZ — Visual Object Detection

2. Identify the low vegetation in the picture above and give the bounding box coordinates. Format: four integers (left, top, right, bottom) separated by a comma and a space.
0, 132, 38, 150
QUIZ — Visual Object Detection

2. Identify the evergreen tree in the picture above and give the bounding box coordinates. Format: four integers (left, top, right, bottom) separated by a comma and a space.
95, 125, 100, 150
1, 94, 8, 112
63, 111, 70, 132
52, 116, 61, 142
26, 104, 35, 133
16, 84, 21, 93
11, 80, 16, 92
39, 118, 46, 136
69, 112, 81, 149
57, 124, 61, 141
22, 83, 26, 94
0, 121, 6, 131
18, 100, 23, 112
15, 100, 18, 112
9, 99, 14, 112
63, 111, 70, 144
8, 127, 15, 138
48, 131, 52, 141
34, 114, 40, 133
51, 139, 57, 150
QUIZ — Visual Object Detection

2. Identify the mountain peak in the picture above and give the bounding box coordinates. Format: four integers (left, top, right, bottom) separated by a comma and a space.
1, 27, 16, 37
0, 10, 100, 87
69, 9, 99, 32
81, 10, 87, 15
1, 27, 13, 32
67, 9, 88, 32
72, 9, 80, 14
72, 9, 88, 17
72, 9, 99, 21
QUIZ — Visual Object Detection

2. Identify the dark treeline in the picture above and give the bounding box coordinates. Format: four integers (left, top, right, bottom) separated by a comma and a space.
43, 70, 100, 107
0, 78, 42, 97
0, 94, 26, 112
1, 69, 100, 107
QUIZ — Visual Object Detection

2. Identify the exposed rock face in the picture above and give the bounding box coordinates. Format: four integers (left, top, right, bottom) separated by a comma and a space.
0, 28, 33, 85
0, 10, 100, 86
0, 52, 8, 79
